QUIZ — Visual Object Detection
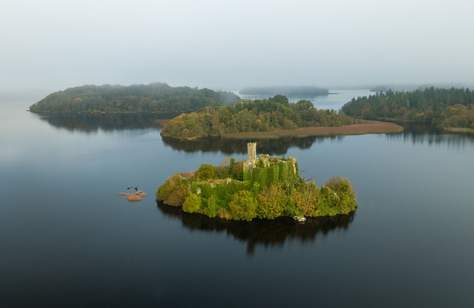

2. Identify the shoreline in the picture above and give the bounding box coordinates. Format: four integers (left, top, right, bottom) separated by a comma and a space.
162, 121, 404, 141
444, 127, 474, 134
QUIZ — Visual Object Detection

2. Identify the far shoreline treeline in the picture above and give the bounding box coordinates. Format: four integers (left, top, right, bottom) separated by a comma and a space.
342, 87, 474, 134
29, 83, 240, 118
29, 83, 474, 139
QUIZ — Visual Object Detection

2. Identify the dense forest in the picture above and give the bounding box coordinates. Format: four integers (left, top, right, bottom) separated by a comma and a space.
161, 95, 356, 140
29, 83, 239, 118
157, 155, 356, 221
342, 88, 474, 131
239, 86, 328, 97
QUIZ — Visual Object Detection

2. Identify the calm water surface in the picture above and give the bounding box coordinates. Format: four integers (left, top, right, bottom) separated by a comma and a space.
239, 88, 374, 110
1, 93, 474, 307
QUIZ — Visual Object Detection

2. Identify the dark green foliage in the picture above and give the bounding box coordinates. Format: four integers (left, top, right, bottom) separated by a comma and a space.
314, 177, 357, 216
229, 160, 244, 180
29, 83, 239, 118
161, 95, 356, 140
324, 177, 357, 213
156, 157, 357, 221
342, 87, 474, 130
183, 193, 201, 213
204, 195, 218, 218
156, 174, 189, 206
229, 191, 257, 221
194, 164, 217, 180
244, 159, 298, 188
290, 182, 319, 217
256, 184, 287, 219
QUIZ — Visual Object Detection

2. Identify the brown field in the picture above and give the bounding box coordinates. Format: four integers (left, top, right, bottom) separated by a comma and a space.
222, 121, 403, 140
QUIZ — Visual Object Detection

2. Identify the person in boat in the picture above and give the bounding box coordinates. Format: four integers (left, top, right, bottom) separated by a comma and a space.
119, 186, 146, 200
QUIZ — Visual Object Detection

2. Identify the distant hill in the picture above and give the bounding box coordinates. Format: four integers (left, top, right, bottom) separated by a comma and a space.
29, 83, 240, 118
239, 86, 328, 97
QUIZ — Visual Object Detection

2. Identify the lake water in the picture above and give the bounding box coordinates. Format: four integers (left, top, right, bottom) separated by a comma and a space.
1, 91, 474, 308
239, 88, 374, 110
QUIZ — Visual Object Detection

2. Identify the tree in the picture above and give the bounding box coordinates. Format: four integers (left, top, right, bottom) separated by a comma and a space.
156, 174, 189, 206
204, 195, 218, 218
325, 177, 357, 213
229, 190, 257, 221
161, 95, 355, 140
183, 193, 202, 213
256, 184, 287, 219
195, 164, 217, 180
290, 183, 319, 217
29, 83, 239, 117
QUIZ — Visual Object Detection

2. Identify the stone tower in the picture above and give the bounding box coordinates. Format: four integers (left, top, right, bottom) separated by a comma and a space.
244, 142, 257, 171
247, 142, 257, 163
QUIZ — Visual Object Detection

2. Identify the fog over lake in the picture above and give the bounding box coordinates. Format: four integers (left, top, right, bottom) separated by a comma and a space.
1, 0, 474, 91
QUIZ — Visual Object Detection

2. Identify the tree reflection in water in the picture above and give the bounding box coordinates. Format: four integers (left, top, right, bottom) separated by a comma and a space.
385, 123, 474, 149
35, 113, 165, 133
35, 113, 474, 152
157, 202, 354, 256
161, 135, 345, 155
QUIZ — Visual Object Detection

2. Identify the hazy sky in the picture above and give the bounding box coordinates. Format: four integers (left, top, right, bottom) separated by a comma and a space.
1, 0, 474, 91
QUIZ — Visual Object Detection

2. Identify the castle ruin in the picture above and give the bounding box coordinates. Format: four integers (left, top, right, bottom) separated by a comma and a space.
244, 142, 257, 170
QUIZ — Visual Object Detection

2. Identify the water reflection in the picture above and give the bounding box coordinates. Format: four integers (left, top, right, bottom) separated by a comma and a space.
35, 113, 164, 133
162, 135, 345, 155
385, 125, 474, 148
157, 202, 354, 255
34, 114, 474, 151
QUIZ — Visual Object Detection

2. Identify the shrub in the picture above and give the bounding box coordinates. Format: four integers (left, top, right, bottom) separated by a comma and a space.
204, 195, 218, 218
290, 182, 319, 217
229, 190, 257, 221
157, 174, 189, 206
325, 177, 357, 213
195, 164, 217, 180
198, 164, 217, 179
256, 184, 287, 219
315, 186, 339, 216
231, 162, 243, 180
183, 193, 202, 213
217, 208, 232, 220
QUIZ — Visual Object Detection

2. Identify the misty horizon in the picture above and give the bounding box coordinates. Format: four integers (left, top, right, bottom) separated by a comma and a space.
1, 0, 474, 92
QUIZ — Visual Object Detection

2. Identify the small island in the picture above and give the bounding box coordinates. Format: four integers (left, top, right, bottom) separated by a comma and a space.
342, 87, 474, 133
157, 143, 357, 221
160, 95, 403, 140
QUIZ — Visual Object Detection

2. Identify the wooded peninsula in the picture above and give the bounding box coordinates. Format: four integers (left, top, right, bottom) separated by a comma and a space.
157, 143, 357, 221
342, 88, 474, 133
160, 95, 402, 140
29, 83, 239, 118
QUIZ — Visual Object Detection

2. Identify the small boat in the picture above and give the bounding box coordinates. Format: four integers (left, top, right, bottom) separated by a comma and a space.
127, 194, 143, 202
119, 190, 147, 202
135, 191, 147, 197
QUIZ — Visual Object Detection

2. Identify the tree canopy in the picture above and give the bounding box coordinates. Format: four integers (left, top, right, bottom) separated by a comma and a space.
29, 83, 239, 118
341, 87, 474, 130
161, 95, 356, 140
157, 155, 357, 221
